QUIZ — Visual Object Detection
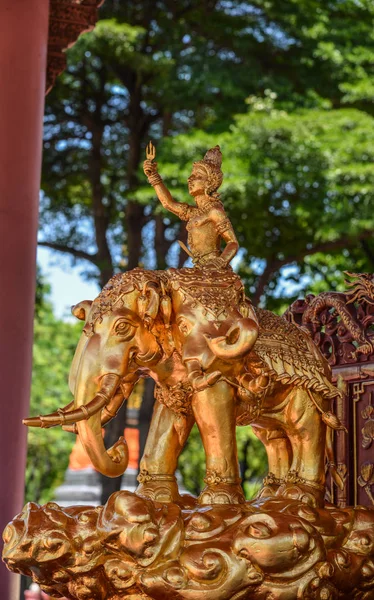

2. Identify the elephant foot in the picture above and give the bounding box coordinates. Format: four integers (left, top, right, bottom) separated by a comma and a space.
136, 470, 182, 504
275, 475, 325, 508
198, 480, 245, 505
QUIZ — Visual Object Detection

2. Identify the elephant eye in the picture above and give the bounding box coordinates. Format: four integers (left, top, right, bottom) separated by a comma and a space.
44, 537, 64, 551
114, 319, 135, 338
247, 522, 271, 539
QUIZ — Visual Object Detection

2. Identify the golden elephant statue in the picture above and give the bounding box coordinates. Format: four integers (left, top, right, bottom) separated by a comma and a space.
24, 267, 344, 507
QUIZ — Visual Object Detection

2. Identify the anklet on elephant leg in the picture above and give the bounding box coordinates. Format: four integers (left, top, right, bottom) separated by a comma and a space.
262, 472, 284, 487
137, 469, 177, 484
284, 470, 325, 492
204, 470, 242, 486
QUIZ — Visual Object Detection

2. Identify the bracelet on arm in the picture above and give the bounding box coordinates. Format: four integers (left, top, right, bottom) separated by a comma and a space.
148, 173, 163, 187
214, 256, 228, 269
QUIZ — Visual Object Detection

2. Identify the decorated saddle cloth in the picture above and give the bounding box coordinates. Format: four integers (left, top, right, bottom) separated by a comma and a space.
165, 266, 244, 319
252, 308, 340, 401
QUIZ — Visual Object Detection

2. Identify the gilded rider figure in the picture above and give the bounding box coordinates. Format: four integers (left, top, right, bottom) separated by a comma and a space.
143, 142, 239, 270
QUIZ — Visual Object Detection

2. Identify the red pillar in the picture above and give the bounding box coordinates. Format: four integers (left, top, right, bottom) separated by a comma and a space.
0, 1, 49, 598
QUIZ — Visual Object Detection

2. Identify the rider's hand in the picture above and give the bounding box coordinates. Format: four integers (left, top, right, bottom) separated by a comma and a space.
143, 159, 158, 177
203, 257, 228, 270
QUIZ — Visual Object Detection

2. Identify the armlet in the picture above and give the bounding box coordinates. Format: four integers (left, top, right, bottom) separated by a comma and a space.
179, 204, 191, 221
216, 216, 232, 235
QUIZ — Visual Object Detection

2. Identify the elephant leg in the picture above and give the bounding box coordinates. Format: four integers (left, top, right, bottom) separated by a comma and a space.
252, 425, 291, 499
136, 400, 194, 504
277, 388, 327, 507
192, 381, 245, 505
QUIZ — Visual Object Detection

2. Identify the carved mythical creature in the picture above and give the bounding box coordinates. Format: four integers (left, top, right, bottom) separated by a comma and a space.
285, 271, 374, 356
23, 147, 347, 508
24, 267, 344, 507
2, 501, 103, 598
4, 492, 374, 600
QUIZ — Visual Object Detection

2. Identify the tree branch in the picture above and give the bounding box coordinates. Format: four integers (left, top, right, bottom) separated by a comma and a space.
252, 230, 374, 305
38, 241, 98, 264
277, 230, 374, 269
252, 260, 278, 307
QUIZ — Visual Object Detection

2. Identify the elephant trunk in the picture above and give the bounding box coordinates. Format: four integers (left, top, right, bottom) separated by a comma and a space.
75, 372, 129, 478
204, 318, 258, 360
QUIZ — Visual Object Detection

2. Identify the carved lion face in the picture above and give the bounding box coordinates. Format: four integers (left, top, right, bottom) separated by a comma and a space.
232, 512, 316, 574
98, 492, 160, 560
2, 502, 72, 577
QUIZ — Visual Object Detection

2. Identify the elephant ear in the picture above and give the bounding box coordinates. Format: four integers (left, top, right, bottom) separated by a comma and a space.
71, 300, 93, 321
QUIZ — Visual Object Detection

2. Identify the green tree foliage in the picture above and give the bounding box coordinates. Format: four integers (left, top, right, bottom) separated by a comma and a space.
41, 1, 270, 283
26, 279, 81, 503
40, 0, 374, 289
247, 0, 374, 111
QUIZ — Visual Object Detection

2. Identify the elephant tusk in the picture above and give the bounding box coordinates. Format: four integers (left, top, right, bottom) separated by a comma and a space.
23, 374, 121, 429
23, 394, 109, 428
62, 394, 130, 432
23, 400, 75, 428
62, 423, 78, 434
62, 376, 139, 432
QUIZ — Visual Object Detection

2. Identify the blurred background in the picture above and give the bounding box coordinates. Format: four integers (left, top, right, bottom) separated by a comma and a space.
27, 0, 374, 522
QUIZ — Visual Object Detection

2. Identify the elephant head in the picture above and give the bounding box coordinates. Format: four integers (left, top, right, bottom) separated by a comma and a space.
24, 270, 164, 477
168, 269, 259, 389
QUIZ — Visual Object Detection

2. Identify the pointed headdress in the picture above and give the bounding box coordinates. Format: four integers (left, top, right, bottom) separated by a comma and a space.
193, 145, 223, 196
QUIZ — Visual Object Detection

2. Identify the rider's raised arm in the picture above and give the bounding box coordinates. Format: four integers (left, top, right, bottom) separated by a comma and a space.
151, 179, 192, 221
143, 159, 193, 221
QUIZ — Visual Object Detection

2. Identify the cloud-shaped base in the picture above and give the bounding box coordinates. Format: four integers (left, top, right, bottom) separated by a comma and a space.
3, 491, 374, 600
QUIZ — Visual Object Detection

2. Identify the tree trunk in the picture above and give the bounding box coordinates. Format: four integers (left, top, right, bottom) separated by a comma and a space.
126, 201, 145, 270
89, 123, 114, 288
100, 88, 147, 501
252, 260, 278, 307
155, 214, 171, 270
124, 85, 149, 271
177, 223, 189, 268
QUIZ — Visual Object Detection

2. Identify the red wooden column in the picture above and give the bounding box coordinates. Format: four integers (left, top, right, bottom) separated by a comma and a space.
0, 1, 49, 598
